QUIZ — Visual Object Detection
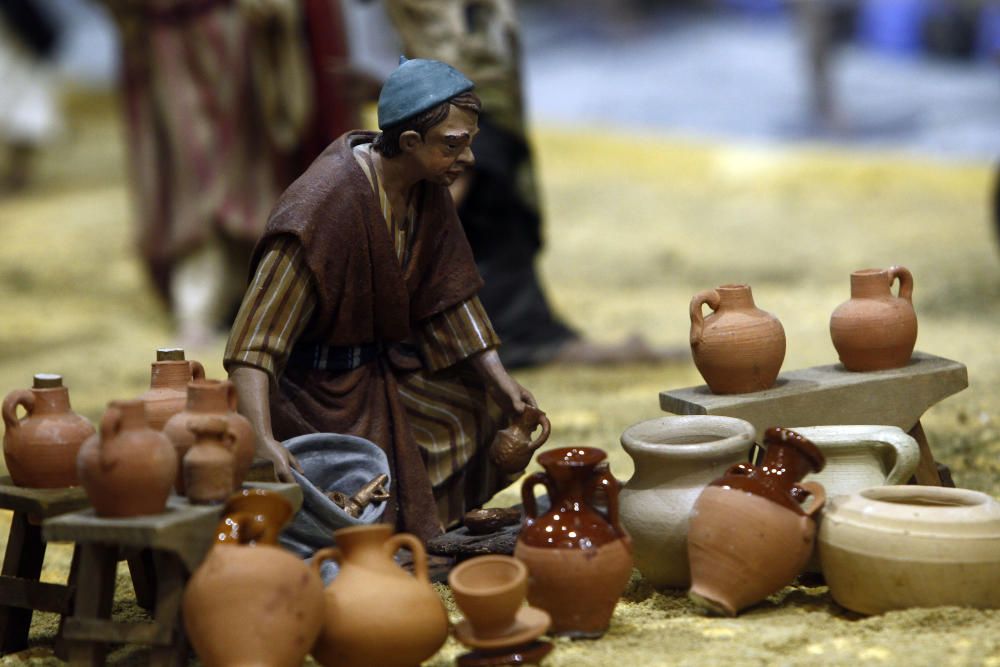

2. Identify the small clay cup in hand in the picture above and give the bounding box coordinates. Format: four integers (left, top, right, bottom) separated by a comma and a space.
449, 555, 528, 640
489, 406, 551, 475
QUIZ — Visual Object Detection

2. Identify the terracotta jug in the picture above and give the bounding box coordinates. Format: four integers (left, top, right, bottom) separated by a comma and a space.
77, 400, 177, 517
689, 284, 785, 394
489, 405, 551, 474
830, 266, 917, 371
619, 415, 756, 588
513, 447, 633, 638
3, 374, 95, 488
183, 489, 325, 667
311, 524, 449, 667
687, 427, 826, 616
183, 416, 235, 505
138, 348, 205, 430
163, 379, 254, 494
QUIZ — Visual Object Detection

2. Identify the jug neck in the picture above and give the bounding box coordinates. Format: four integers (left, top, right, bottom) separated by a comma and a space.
31, 386, 71, 415
715, 284, 755, 310
759, 427, 825, 482
186, 380, 230, 412
849, 269, 891, 299
113, 400, 149, 431
335, 524, 394, 556
150, 360, 193, 390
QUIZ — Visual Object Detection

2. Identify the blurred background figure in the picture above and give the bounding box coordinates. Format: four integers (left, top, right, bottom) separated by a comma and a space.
0, 1, 65, 192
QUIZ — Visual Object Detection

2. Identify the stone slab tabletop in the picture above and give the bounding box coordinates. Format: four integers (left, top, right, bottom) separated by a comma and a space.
659, 351, 968, 436
0, 477, 90, 519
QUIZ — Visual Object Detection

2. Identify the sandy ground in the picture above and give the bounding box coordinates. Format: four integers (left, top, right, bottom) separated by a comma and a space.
0, 95, 998, 665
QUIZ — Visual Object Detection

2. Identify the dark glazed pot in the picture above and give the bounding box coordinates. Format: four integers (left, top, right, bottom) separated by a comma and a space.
513, 447, 632, 638
687, 428, 827, 616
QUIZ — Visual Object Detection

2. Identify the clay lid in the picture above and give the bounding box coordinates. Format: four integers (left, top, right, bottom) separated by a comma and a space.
32, 373, 63, 389
156, 348, 185, 361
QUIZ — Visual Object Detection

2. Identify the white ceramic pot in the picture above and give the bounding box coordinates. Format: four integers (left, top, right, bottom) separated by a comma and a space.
619, 415, 756, 589
793, 425, 920, 498
819, 486, 1000, 614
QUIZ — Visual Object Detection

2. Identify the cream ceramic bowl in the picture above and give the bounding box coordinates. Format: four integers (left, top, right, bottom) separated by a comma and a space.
819, 485, 1000, 614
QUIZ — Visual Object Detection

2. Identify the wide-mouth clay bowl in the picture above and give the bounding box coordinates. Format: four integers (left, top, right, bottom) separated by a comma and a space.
449, 555, 528, 639
819, 485, 1000, 614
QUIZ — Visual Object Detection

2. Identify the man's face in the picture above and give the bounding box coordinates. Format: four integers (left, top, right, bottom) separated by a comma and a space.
404, 104, 478, 186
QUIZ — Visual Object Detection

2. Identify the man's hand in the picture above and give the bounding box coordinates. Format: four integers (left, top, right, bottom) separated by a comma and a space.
469, 349, 537, 417
257, 434, 302, 484
229, 365, 301, 483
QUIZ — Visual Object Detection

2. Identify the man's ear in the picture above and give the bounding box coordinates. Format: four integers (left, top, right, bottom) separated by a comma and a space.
399, 130, 422, 154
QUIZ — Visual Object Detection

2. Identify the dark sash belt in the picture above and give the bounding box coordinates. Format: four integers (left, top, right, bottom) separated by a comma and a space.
287, 342, 380, 372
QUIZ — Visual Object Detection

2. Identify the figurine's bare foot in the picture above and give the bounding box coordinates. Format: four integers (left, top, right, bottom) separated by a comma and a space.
551, 334, 687, 366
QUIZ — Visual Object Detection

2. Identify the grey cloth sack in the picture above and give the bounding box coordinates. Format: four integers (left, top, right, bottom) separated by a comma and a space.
278, 433, 391, 582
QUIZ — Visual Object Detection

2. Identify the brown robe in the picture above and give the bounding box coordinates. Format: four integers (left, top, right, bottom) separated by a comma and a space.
251, 131, 484, 541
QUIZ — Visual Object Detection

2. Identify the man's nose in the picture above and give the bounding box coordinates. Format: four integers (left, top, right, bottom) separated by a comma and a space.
458, 145, 475, 167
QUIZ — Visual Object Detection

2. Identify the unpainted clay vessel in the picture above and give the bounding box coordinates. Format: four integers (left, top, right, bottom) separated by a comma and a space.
3, 374, 95, 488
183, 416, 235, 505
830, 266, 917, 371
76, 400, 177, 517
819, 486, 1000, 614
489, 405, 551, 474
138, 348, 205, 430
687, 427, 826, 616
514, 447, 633, 638
183, 489, 325, 667
689, 284, 786, 394
311, 524, 449, 667
163, 379, 254, 493
619, 415, 756, 589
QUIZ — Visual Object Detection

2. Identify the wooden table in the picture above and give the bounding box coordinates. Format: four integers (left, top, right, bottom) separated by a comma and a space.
659, 351, 968, 486
42, 482, 302, 666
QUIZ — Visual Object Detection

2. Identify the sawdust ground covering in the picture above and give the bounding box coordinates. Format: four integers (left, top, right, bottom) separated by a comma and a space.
0, 95, 998, 666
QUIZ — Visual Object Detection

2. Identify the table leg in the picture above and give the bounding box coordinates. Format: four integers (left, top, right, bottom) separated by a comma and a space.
0, 511, 46, 654
909, 421, 944, 486
54, 544, 82, 661
126, 549, 157, 612
66, 544, 116, 667
148, 552, 188, 667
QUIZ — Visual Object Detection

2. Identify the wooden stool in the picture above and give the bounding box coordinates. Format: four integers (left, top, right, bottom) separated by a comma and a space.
0, 477, 89, 655
660, 352, 968, 486
42, 483, 303, 667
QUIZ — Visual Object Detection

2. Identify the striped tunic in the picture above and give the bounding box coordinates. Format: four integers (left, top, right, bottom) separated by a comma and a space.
225, 143, 507, 526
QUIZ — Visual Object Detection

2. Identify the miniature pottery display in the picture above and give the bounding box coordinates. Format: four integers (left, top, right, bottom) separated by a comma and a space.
311, 524, 448, 667
819, 486, 1000, 614
619, 415, 756, 588
489, 405, 551, 474
514, 447, 633, 638
2, 374, 95, 488
183, 489, 325, 667
163, 379, 254, 493
76, 400, 177, 517
689, 284, 786, 394
183, 416, 235, 505
138, 348, 205, 430
830, 266, 917, 371
687, 427, 826, 616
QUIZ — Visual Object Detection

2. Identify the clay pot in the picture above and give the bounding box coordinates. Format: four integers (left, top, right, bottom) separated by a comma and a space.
77, 400, 178, 517
138, 348, 206, 430
311, 524, 449, 667
3, 374, 95, 488
687, 427, 826, 616
689, 284, 786, 394
183, 489, 325, 667
513, 447, 633, 638
819, 486, 1000, 614
488, 406, 551, 475
830, 266, 917, 371
183, 416, 235, 505
619, 415, 756, 588
163, 379, 254, 494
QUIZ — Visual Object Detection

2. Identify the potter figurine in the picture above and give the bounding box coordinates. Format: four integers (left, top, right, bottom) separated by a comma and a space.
3, 374, 95, 488
830, 266, 917, 371
689, 284, 785, 394
138, 348, 206, 430
687, 427, 826, 616
223, 58, 540, 541
619, 415, 756, 588
514, 447, 632, 638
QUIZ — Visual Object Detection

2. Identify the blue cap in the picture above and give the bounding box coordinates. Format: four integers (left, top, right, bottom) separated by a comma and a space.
377, 57, 474, 129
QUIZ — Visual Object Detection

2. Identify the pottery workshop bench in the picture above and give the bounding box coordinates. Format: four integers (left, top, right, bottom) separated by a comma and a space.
40, 482, 302, 667
659, 351, 967, 486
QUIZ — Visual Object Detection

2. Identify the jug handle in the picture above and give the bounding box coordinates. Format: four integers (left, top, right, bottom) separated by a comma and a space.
880, 430, 922, 486
589, 464, 628, 539
384, 532, 429, 584
793, 481, 826, 518
225, 380, 239, 411
97, 405, 123, 468
190, 360, 206, 381
521, 471, 554, 521
888, 266, 913, 302
689, 289, 720, 347
2, 390, 34, 430
528, 411, 551, 453
311, 546, 342, 578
